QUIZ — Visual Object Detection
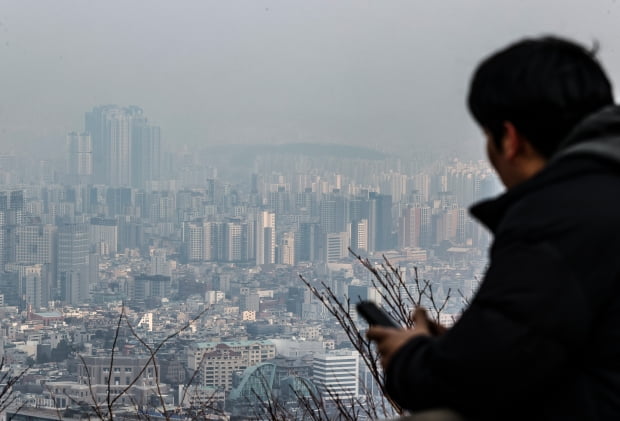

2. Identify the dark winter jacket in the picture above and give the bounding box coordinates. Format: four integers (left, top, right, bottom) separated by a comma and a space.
385, 106, 620, 420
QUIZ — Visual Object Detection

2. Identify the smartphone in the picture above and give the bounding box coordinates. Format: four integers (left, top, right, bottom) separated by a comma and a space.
356, 301, 400, 328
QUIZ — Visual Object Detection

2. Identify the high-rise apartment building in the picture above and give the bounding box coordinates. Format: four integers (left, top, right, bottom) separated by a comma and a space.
223, 220, 243, 262
412, 173, 431, 203
85, 105, 160, 187
0, 207, 6, 270
86, 106, 131, 186
350, 219, 368, 252
0, 189, 24, 226
182, 220, 224, 262
17, 264, 45, 311
183, 220, 205, 262
418, 205, 433, 248
434, 207, 460, 244
0, 213, 5, 269
13, 223, 57, 267
368, 193, 393, 252
320, 197, 348, 234
131, 274, 171, 302
399, 205, 421, 248
131, 117, 161, 189
9, 190, 24, 212
66, 132, 92, 184
118, 216, 144, 251
268, 187, 290, 215
286, 287, 309, 317
149, 249, 170, 276
105, 187, 132, 217
279, 231, 295, 266
89, 217, 118, 256
256, 211, 275, 265
57, 223, 91, 304
325, 232, 349, 263
0, 192, 7, 212
0, 190, 26, 270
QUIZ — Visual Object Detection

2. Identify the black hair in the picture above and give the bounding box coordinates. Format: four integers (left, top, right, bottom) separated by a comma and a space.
468, 36, 614, 158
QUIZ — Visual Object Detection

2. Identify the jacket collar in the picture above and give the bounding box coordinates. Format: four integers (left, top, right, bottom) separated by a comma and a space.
471, 105, 620, 233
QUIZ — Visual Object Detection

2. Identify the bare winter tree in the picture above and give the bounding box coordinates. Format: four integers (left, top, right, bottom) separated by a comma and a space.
299, 249, 453, 417
0, 357, 29, 416
46, 303, 211, 421
246, 363, 380, 421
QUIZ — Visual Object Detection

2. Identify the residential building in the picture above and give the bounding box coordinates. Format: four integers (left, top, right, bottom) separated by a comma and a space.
188, 340, 276, 391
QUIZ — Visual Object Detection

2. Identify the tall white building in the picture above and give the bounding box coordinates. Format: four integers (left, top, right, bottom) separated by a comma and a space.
183, 221, 204, 262
86, 105, 159, 188
14, 224, 56, 266
224, 221, 243, 262
0, 212, 5, 269
89, 217, 118, 256
149, 249, 170, 276
256, 211, 275, 265
18, 264, 45, 311
351, 219, 368, 252
279, 231, 295, 265
313, 351, 359, 400
66, 132, 92, 183
131, 117, 161, 189
86, 106, 131, 186
202, 222, 218, 261
326, 232, 349, 263
58, 223, 91, 304
399, 205, 421, 248
107, 109, 132, 187
182, 220, 219, 262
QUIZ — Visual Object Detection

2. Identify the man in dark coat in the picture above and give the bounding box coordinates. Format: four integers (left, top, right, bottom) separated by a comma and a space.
368, 37, 620, 420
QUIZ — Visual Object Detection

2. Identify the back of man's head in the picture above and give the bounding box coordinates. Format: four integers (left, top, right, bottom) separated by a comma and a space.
468, 36, 614, 159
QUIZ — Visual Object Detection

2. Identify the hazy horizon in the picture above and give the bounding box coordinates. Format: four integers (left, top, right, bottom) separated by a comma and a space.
1, 0, 619, 160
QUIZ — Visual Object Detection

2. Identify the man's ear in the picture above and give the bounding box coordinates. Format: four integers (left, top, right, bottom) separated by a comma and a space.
501, 121, 522, 161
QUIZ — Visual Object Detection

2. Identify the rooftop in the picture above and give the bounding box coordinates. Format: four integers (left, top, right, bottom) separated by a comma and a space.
194, 339, 274, 348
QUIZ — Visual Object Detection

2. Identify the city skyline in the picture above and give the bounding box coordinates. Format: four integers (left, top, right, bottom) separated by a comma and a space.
2, 2, 612, 417
0, 103, 500, 317
0, 112, 495, 416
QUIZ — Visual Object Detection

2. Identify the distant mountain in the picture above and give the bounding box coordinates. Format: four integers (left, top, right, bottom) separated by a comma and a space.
203, 142, 387, 160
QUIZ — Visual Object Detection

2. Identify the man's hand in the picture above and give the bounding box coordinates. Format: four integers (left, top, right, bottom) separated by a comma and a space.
366, 307, 437, 369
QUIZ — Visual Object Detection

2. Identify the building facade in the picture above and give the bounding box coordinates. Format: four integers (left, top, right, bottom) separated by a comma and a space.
312, 351, 359, 400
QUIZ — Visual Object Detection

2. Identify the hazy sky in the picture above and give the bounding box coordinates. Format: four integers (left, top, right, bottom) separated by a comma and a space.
1, 0, 619, 158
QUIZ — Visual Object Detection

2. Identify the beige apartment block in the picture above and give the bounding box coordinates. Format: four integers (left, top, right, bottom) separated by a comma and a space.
188, 340, 276, 391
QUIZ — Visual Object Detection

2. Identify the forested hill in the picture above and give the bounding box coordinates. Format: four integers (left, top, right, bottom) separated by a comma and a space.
204, 143, 387, 161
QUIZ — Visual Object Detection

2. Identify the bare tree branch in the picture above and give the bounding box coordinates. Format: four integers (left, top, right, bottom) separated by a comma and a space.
298, 249, 461, 418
